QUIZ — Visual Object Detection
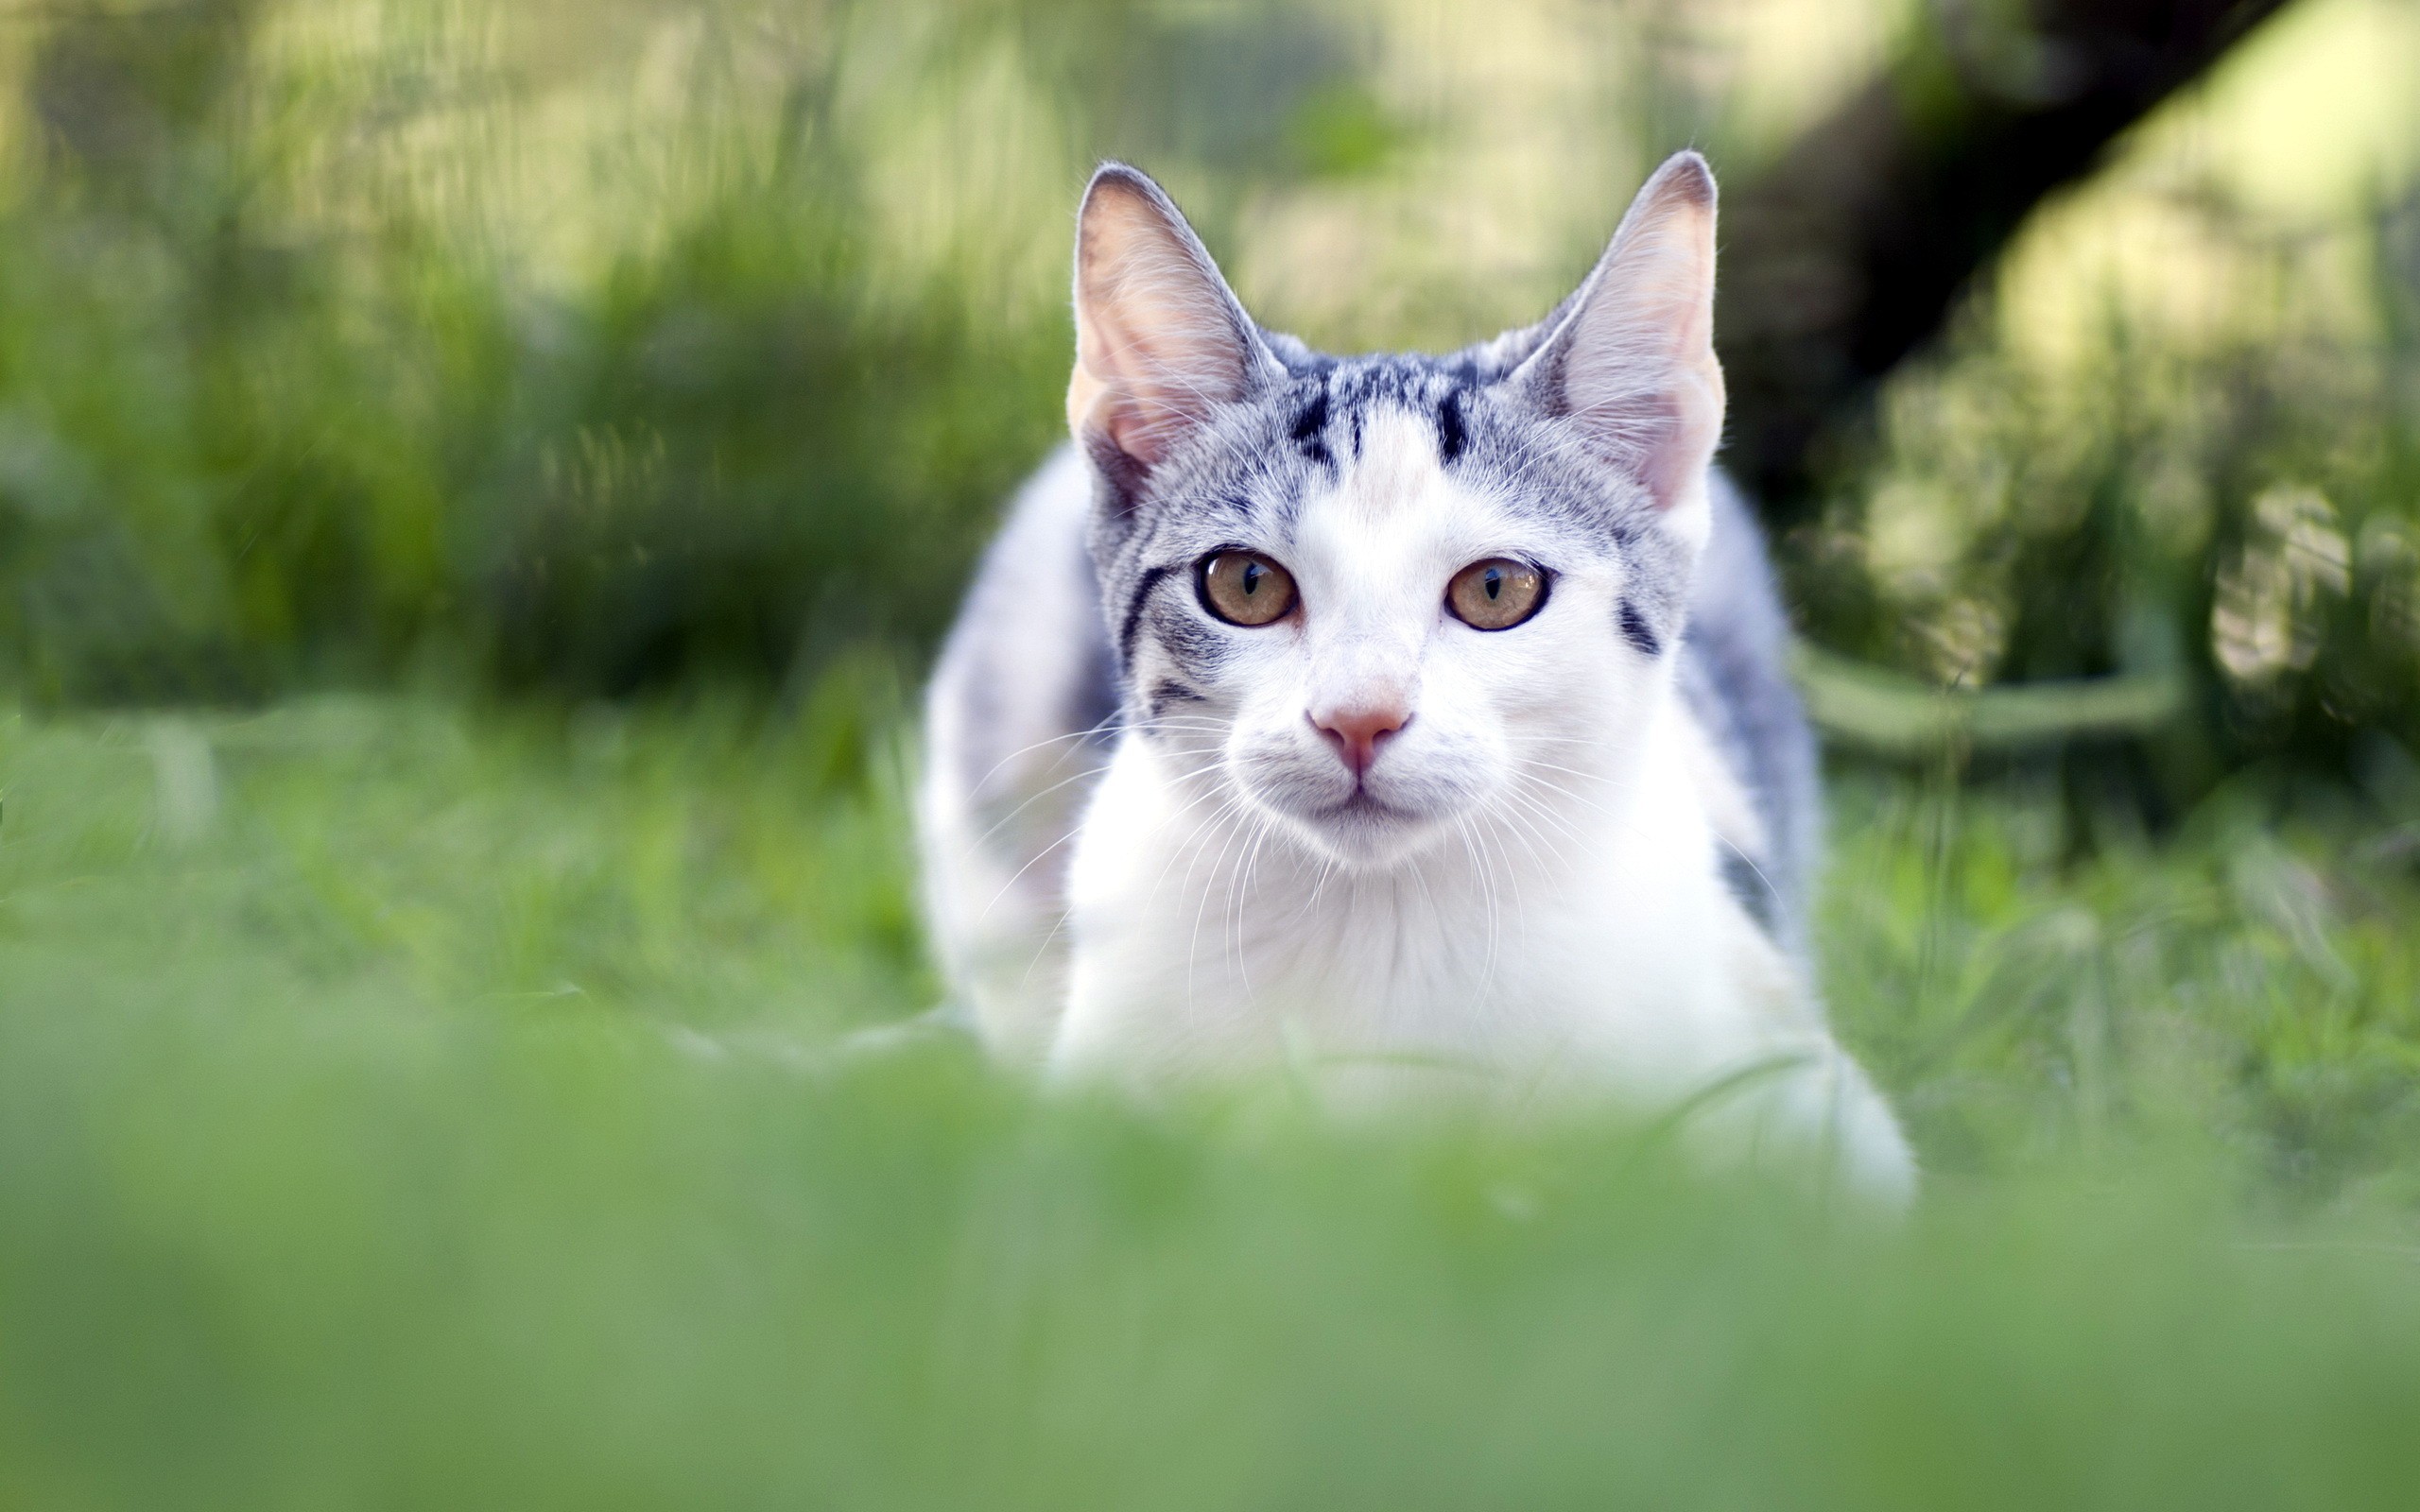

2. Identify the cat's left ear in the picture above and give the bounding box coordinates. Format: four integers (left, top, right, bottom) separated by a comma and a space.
1513, 151, 1724, 545
1068, 163, 1279, 495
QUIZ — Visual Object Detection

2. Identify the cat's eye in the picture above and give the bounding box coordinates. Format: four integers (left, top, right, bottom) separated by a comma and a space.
1446, 558, 1547, 630
1197, 551, 1299, 627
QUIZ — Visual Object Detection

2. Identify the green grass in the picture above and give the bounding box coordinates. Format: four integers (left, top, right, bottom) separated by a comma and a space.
6, 693, 2420, 1509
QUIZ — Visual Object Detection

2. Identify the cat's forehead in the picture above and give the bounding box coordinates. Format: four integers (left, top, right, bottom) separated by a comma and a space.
1324, 405, 1453, 527
1272, 353, 1478, 476
1181, 351, 1620, 546
1123, 340, 1654, 569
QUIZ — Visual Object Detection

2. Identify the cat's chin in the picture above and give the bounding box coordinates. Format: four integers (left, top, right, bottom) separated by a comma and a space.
1261, 789, 1459, 869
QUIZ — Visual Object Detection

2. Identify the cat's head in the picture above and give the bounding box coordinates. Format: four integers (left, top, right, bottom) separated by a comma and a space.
1070, 153, 1723, 868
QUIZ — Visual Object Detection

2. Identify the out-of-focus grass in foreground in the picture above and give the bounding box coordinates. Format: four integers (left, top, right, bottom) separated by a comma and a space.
5, 694, 2420, 1508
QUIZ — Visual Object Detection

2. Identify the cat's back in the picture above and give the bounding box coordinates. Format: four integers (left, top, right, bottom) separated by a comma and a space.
1678, 471, 1821, 954
917, 445, 1114, 1058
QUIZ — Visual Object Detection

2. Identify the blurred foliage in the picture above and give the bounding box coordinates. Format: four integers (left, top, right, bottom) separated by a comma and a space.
0, 0, 1088, 698
6, 696, 2420, 1504
0, 0, 2417, 817
1793, 173, 2420, 808
0, 0, 1738, 702
9, 9, 2420, 1496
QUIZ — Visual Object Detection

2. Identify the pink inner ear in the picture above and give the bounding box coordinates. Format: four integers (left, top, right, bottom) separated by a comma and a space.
1072, 178, 1257, 470
1085, 299, 1249, 466
1097, 357, 1189, 468
1561, 339, 1723, 511
1535, 158, 1724, 511
1637, 369, 1724, 511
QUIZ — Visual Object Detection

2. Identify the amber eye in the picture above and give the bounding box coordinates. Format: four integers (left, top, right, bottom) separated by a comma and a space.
1197, 551, 1299, 627
1445, 558, 1547, 630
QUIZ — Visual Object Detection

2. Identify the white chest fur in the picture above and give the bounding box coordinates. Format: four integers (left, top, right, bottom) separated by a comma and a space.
1051, 694, 1913, 1200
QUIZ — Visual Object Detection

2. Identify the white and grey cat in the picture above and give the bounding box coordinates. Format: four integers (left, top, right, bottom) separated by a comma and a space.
918, 153, 1914, 1199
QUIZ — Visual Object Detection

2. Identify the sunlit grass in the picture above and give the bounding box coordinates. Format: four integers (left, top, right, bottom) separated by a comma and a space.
1824, 765, 2420, 1198
5, 694, 2420, 1506
0, 683, 926, 1036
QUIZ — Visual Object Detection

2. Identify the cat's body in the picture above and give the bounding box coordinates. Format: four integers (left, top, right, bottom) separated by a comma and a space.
918, 155, 1914, 1197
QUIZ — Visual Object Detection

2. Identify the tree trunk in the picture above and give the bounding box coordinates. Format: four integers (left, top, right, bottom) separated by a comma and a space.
1719, 0, 2298, 528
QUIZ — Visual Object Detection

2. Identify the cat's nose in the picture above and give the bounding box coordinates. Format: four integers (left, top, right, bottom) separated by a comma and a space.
1310, 704, 1409, 778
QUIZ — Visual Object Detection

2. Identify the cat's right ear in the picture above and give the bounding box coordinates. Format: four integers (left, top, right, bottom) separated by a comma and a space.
1511, 151, 1723, 544
1069, 164, 1273, 490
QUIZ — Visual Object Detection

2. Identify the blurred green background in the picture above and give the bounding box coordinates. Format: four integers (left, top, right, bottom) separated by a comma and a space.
9, 1, 2420, 1505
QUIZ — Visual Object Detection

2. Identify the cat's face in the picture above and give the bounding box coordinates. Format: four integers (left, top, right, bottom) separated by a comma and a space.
1106, 378, 1694, 868
1070, 157, 1723, 868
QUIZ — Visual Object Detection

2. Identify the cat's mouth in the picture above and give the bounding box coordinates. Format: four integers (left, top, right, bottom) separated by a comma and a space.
1319, 789, 1412, 822
1232, 749, 1465, 863
1289, 785, 1451, 865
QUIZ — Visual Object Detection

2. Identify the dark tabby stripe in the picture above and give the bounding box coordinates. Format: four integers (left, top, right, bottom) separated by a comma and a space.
1147, 679, 1207, 719
1436, 387, 1467, 465
1117, 564, 1176, 668
1720, 847, 1781, 936
1617, 600, 1662, 658
1290, 385, 1331, 468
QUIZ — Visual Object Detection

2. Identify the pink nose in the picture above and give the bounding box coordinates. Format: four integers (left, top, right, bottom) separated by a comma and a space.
1311, 705, 1409, 778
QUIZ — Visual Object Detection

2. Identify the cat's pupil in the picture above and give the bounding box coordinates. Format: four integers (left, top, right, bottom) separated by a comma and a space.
1242, 561, 1261, 595
1484, 567, 1502, 599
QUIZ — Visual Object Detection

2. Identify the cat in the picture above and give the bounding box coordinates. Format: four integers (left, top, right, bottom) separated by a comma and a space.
918, 152, 1915, 1200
